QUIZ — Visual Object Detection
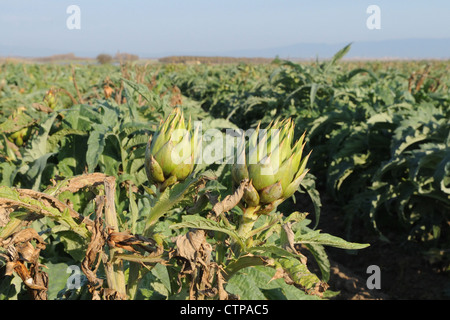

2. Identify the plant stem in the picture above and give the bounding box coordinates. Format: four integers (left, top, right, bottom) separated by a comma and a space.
236, 206, 260, 247
103, 177, 127, 299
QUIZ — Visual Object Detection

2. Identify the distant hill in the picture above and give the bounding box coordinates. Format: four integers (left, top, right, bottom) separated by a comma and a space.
32, 53, 92, 62
1, 38, 449, 60
219, 38, 450, 60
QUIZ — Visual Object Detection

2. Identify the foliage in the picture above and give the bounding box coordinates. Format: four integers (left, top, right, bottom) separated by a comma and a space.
96, 54, 113, 65
0, 47, 448, 300
170, 47, 450, 248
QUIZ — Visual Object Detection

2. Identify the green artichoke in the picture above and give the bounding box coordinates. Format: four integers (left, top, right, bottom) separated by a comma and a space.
232, 118, 311, 214
43, 88, 57, 109
145, 108, 199, 190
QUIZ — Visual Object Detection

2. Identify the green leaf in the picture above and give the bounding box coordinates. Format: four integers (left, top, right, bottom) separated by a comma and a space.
170, 215, 246, 250
223, 255, 267, 281
225, 268, 267, 300
299, 174, 322, 229
122, 78, 158, 105
143, 175, 210, 232
47, 128, 87, 153
303, 243, 330, 282
328, 43, 352, 67
20, 113, 58, 189
295, 228, 370, 250
151, 263, 172, 295
19, 152, 56, 190
226, 265, 319, 300
0, 274, 21, 300
310, 83, 320, 108
0, 161, 17, 187
134, 269, 168, 300
345, 68, 378, 82
0, 111, 35, 133
247, 244, 299, 260
45, 262, 74, 300
86, 123, 109, 173
55, 230, 87, 261
56, 134, 88, 177
277, 256, 322, 291
23, 113, 57, 160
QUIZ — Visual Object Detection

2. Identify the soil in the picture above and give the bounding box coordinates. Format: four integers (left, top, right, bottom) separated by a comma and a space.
295, 193, 450, 300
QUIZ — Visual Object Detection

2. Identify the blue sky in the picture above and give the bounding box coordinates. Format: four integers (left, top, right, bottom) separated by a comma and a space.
0, 0, 449, 57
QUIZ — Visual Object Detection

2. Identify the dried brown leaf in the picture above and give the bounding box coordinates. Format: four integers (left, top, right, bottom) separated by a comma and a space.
50, 173, 108, 196
107, 231, 159, 254
1, 228, 48, 299
81, 217, 106, 289
212, 179, 248, 216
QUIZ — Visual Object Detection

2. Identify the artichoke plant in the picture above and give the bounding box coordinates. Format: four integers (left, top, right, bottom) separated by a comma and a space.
43, 88, 57, 109
232, 118, 311, 238
145, 108, 199, 191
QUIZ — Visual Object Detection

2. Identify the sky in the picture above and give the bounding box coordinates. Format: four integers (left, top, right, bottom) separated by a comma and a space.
0, 0, 449, 58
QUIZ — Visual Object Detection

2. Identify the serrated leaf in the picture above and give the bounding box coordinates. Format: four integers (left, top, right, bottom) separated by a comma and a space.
277, 256, 322, 291
295, 228, 369, 250
170, 215, 246, 250
19, 113, 58, 189
86, 123, 109, 173
225, 267, 267, 300
310, 83, 320, 108
223, 255, 267, 281
303, 243, 330, 282
151, 263, 171, 295
299, 174, 321, 229
144, 175, 209, 233
45, 262, 75, 300
47, 128, 86, 153
248, 244, 298, 260
226, 265, 320, 300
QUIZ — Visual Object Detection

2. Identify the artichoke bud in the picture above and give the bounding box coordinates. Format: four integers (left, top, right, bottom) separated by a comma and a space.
147, 153, 165, 183
232, 163, 249, 185
160, 174, 178, 190
232, 119, 311, 212
242, 183, 260, 207
43, 89, 57, 109
145, 107, 197, 189
282, 150, 311, 199
259, 181, 283, 204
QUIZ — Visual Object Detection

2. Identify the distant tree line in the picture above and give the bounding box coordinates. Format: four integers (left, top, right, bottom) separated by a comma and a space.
96, 52, 139, 64
33, 53, 89, 62
158, 56, 273, 64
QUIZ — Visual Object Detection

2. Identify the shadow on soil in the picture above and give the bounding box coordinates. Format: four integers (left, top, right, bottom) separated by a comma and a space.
292, 192, 450, 300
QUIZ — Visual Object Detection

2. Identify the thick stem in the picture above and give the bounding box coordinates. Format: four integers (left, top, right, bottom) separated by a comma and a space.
236, 206, 260, 247
103, 177, 127, 299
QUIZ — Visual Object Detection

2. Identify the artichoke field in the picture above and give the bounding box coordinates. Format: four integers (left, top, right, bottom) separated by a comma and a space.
0, 47, 448, 301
